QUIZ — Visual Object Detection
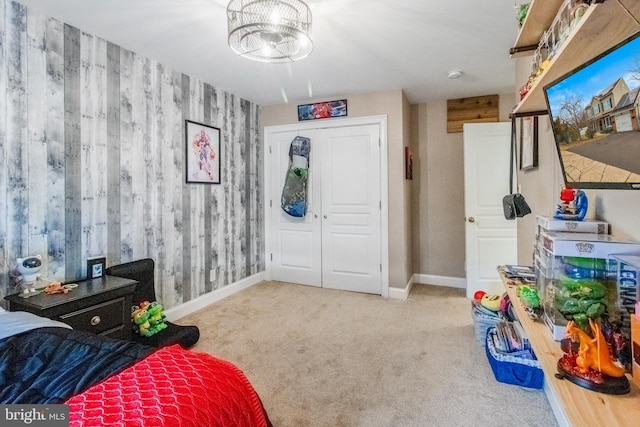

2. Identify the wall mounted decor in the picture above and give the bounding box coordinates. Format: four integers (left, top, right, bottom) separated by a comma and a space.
405, 146, 413, 180
298, 99, 347, 121
519, 116, 539, 171
185, 120, 221, 184
446, 94, 499, 133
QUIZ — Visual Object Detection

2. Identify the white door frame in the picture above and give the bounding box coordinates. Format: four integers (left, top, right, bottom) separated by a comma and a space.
264, 115, 389, 298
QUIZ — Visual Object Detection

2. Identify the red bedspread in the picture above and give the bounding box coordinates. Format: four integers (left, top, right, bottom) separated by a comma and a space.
66, 345, 271, 427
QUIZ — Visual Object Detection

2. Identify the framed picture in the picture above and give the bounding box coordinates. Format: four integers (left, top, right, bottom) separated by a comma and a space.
405, 146, 413, 180
185, 120, 221, 184
519, 116, 539, 171
87, 257, 106, 280
298, 99, 347, 121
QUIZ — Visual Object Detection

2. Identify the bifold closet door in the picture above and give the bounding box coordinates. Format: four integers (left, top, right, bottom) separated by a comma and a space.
320, 125, 381, 294
270, 129, 322, 287
270, 125, 382, 295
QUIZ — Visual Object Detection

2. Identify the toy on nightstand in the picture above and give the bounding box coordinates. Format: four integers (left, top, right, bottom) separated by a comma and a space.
554, 186, 588, 221
11, 255, 43, 297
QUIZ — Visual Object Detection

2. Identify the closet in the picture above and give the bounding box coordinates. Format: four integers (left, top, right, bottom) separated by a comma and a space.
265, 117, 387, 295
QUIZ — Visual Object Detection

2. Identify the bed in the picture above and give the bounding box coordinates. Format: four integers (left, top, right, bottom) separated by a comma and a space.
0, 308, 271, 426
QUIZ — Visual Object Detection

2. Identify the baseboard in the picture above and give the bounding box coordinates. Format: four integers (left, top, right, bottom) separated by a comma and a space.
164, 272, 266, 321
413, 274, 466, 289
388, 275, 414, 300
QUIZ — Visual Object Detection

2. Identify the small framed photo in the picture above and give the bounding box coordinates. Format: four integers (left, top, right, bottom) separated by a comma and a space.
185, 120, 221, 184
87, 257, 106, 280
519, 116, 539, 171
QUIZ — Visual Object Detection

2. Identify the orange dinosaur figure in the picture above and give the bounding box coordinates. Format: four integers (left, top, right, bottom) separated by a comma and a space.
566, 319, 626, 377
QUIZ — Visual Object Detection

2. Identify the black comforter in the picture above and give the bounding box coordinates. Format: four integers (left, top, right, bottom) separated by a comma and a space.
0, 327, 153, 404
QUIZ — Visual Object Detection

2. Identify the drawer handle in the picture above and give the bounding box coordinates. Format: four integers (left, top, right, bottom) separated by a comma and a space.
90, 315, 101, 326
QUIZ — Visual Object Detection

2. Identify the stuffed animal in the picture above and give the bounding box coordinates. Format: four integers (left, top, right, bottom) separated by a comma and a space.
132, 300, 167, 337
147, 301, 168, 334
132, 306, 152, 337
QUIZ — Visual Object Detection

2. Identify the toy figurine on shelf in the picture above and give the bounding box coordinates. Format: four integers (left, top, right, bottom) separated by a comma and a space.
556, 318, 630, 394
554, 185, 588, 220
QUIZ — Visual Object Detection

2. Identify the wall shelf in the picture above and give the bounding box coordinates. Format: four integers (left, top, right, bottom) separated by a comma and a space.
512, 0, 565, 56
513, 0, 640, 114
500, 272, 640, 427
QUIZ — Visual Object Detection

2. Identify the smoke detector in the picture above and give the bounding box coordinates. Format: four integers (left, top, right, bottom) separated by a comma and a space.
448, 70, 463, 79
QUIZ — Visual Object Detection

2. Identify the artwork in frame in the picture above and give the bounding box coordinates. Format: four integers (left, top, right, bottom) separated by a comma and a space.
519, 116, 538, 171
185, 120, 221, 184
405, 146, 413, 180
87, 256, 106, 280
298, 99, 347, 121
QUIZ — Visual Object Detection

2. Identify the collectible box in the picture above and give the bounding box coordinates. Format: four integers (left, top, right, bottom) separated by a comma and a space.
536, 215, 608, 234
632, 314, 640, 386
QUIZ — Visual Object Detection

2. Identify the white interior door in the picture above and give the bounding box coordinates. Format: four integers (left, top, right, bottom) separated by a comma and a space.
268, 123, 382, 295
321, 125, 382, 294
270, 130, 322, 287
463, 122, 517, 298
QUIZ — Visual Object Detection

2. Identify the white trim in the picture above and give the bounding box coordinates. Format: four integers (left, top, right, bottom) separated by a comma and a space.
388, 274, 414, 300
264, 115, 389, 297
544, 380, 570, 427
164, 272, 265, 321
413, 274, 466, 289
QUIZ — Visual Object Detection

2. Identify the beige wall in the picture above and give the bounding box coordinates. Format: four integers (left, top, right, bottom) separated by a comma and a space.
262, 89, 414, 289
411, 94, 515, 279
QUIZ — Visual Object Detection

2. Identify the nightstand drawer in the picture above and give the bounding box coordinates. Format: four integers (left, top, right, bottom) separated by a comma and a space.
60, 297, 127, 335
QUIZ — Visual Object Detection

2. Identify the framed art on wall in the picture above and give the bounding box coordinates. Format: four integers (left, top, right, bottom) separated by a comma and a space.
519, 115, 538, 171
185, 120, 221, 184
297, 99, 347, 121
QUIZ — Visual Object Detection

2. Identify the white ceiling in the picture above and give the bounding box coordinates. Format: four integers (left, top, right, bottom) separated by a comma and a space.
16, 0, 520, 107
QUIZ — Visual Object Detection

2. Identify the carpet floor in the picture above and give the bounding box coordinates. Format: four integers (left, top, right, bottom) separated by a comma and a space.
179, 281, 558, 427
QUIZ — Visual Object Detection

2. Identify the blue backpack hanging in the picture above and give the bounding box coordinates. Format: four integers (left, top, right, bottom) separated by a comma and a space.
281, 136, 311, 217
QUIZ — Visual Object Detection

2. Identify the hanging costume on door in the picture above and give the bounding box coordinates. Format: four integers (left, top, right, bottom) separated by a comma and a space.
281, 136, 311, 217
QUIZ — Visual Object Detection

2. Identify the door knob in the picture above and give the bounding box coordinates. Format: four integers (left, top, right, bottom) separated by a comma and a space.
324, 215, 327, 219
468, 217, 475, 223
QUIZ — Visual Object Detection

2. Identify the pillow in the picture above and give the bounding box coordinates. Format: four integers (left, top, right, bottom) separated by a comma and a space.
0, 310, 72, 341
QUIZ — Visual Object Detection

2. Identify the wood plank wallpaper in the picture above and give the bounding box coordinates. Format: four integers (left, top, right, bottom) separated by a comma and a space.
0, 0, 264, 308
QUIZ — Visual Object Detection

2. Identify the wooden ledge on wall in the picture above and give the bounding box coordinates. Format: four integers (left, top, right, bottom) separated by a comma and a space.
447, 94, 499, 133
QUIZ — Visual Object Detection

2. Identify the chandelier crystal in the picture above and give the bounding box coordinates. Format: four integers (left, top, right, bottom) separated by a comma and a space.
227, 0, 313, 63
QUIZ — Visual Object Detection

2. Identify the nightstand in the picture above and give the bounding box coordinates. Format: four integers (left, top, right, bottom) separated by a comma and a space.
5, 275, 137, 340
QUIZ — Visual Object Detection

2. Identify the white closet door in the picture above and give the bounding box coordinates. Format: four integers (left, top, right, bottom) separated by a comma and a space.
269, 124, 382, 295
320, 125, 382, 294
270, 130, 322, 287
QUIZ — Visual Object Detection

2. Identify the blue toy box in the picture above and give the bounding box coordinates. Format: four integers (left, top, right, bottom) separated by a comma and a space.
485, 327, 543, 389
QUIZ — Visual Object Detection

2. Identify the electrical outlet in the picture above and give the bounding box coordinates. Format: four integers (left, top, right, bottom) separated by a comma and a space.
210, 269, 216, 282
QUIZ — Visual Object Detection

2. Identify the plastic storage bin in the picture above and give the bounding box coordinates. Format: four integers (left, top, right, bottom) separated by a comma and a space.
472, 305, 503, 343
485, 328, 543, 389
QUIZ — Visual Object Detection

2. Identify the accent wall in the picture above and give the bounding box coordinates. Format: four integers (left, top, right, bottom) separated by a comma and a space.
0, 0, 264, 308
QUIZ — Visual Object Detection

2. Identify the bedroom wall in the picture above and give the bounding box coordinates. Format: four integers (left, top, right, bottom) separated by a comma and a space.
0, 0, 264, 308
262, 89, 414, 289
410, 94, 515, 280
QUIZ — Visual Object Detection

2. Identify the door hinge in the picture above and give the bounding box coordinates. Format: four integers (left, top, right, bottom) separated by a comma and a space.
380, 264, 382, 272
269, 146, 272, 154
270, 200, 272, 208
270, 253, 273, 261
379, 201, 382, 210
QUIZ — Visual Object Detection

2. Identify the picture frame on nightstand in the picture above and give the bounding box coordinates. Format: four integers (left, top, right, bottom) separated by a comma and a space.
87, 257, 106, 280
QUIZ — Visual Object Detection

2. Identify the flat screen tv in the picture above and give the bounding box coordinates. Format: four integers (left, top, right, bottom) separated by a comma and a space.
544, 32, 640, 190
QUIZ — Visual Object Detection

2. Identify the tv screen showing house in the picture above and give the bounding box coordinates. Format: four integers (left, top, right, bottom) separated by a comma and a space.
544, 32, 640, 190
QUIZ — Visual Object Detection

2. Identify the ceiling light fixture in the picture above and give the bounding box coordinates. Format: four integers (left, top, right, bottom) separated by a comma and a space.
227, 0, 313, 63
448, 70, 463, 79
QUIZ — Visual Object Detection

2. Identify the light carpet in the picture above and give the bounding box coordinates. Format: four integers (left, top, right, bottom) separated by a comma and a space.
179, 281, 558, 427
